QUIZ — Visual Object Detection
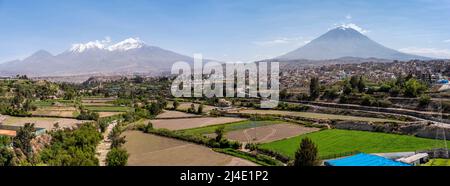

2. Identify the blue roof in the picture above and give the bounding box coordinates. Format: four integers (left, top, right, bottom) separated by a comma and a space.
325, 153, 411, 166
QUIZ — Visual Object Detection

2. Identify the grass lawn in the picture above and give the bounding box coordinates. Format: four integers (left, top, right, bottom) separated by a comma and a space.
259, 129, 445, 159
84, 105, 132, 112
181, 120, 284, 135
423, 159, 450, 166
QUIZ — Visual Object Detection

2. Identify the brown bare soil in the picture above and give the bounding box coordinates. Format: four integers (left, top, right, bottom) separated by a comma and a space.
2, 116, 90, 130
98, 112, 124, 118
0, 129, 16, 136
156, 110, 198, 119
150, 117, 245, 130
177, 103, 216, 113
31, 106, 78, 118
123, 131, 257, 166
225, 124, 320, 143
230, 109, 400, 123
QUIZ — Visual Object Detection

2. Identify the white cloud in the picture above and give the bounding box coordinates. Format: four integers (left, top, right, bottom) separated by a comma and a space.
345, 14, 352, 20
399, 47, 450, 59
444, 39, 450, 43
337, 23, 370, 34
253, 36, 309, 47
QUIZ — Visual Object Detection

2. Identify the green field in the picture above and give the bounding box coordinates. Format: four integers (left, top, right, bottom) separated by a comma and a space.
423, 159, 450, 166
181, 120, 284, 135
84, 105, 132, 112
32, 99, 75, 107
259, 129, 445, 159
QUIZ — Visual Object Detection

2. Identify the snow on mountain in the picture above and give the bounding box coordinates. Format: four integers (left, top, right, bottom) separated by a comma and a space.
0, 37, 196, 76
68, 37, 145, 53
107, 38, 145, 51
276, 26, 429, 61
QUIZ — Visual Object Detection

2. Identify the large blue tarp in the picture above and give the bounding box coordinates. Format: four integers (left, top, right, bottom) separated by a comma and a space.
325, 153, 411, 166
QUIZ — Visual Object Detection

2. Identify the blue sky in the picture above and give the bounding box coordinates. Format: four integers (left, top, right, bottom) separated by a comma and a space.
1, 0, 450, 62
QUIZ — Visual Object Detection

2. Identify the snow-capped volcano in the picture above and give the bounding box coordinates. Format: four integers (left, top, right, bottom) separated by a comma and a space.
276, 26, 429, 61
107, 38, 145, 51
0, 37, 196, 76
69, 37, 145, 53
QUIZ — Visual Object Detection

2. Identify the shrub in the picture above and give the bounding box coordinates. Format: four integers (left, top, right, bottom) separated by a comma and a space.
106, 148, 128, 166
418, 95, 431, 108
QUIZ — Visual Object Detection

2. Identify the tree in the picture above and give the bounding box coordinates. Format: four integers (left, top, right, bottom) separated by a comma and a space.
404, 79, 427, 97
173, 100, 180, 110
106, 148, 128, 166
294, 137, 320, 166
215, 126, 225, 142
0, 148, 15, 166
309, 77, 320, 100
198, 104, 204, 114
357, 76, 366, 93
418, 95, 431, 107
280, 89, 289, 100
343, 82, 353, 95
350, 76, 359, 89
13, 123, 36, 157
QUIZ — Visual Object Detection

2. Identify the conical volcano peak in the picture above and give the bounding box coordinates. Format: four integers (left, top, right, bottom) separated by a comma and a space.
276, 25, 428, 61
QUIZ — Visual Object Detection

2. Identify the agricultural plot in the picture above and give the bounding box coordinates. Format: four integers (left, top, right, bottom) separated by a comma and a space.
259, 129, 446, 159
31, 106, 78, 118
150, 117, 245, 130
81, 97, 116, 103
175, 102, 216, 113
155, 110, 198, 119
225, 124, 320, 143
1, 116, 89, 130
122, 131, 257, 166
231, 109, 401, 123
183, 120, 285, 135
97, 112, 125, 118
84, 105, 132, 112
423, 159, 450, 166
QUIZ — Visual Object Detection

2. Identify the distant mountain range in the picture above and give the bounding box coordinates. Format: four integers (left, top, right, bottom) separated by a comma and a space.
0, 27, 432, 77
0, 38, 196, 76
275, 26, 430, 61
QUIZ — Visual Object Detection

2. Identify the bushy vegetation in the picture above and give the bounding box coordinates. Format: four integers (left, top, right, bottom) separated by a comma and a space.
214, 148, 284, 166
39, 123, 102, 166
106, 147, 128, 166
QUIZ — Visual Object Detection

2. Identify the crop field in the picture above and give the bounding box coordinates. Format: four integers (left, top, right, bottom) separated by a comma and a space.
31, 106, 79, 118
155, 110, 198, 119
225, 124, 320, 143
150, 117, 246, 130
259, 129, 446, 159
423, 159, 450, 166
97, 112, 125, 118
84, 105, 132, 112
1, 116, 89, 130
81, 97, 116, 103
175, 102, 216, 113
182, 120, 285, 135
230, 109, 401, 123
122, 131, 257, 166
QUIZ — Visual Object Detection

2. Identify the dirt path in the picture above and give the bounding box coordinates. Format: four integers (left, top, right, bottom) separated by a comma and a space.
96, 120, 117, 166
